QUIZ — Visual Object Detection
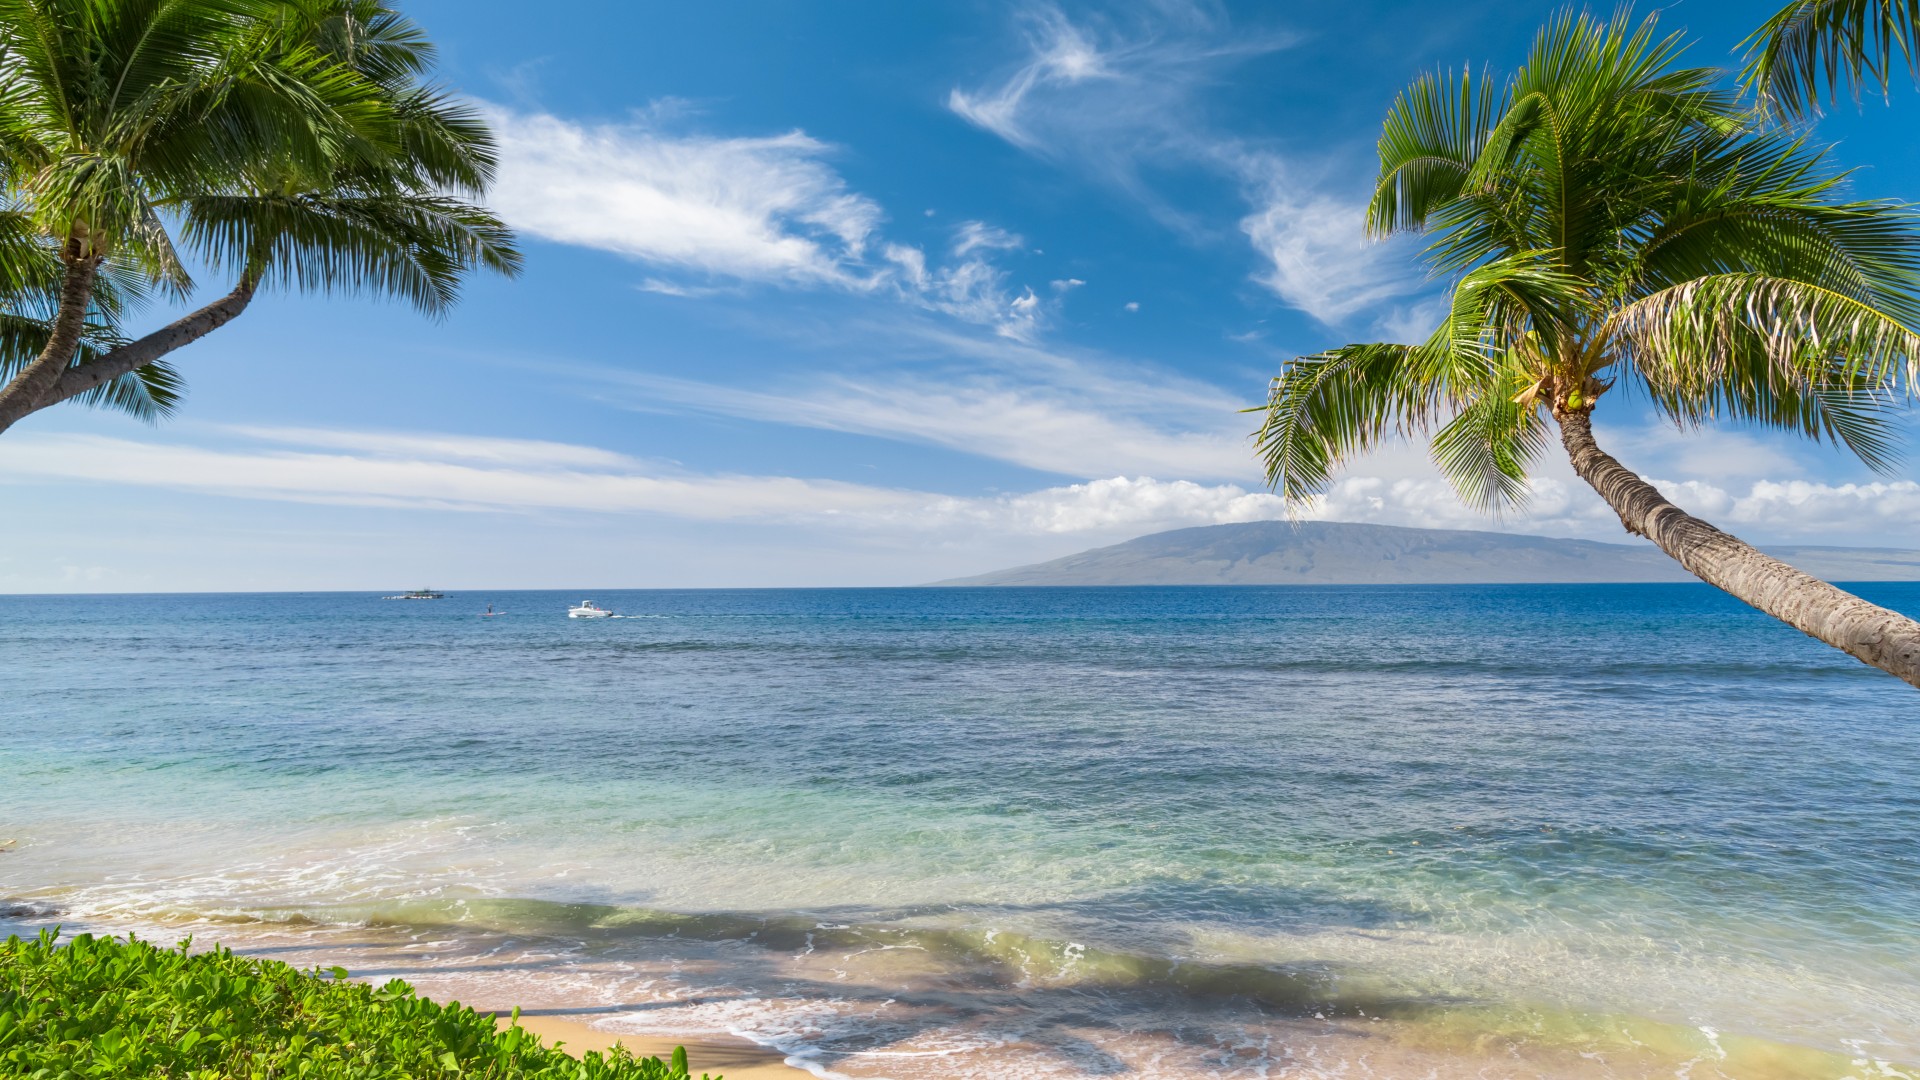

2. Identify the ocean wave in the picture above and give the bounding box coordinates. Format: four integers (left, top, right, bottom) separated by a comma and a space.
6, 895, 1905, 1080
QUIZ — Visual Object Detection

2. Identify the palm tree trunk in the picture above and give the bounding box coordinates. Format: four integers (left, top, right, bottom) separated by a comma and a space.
19, 274, 259, 428
1557, 408, 1920, 689
0, 251, 100, 434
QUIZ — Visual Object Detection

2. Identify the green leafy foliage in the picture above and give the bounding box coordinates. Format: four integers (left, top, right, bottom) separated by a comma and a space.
0, 0, 521, 428
1256, 9, 1920, 514
0, 931, 716, 1080
1743, 0, 1920, 118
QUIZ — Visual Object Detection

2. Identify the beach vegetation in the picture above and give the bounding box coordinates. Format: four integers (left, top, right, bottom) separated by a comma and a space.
1746, 0, 1920, 117
0, 931, 710, 1079
1254, 9, 1920, 687
0, 0, 520, 436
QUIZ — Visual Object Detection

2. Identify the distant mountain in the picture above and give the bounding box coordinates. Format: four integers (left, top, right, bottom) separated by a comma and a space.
929, 521, 1920, 586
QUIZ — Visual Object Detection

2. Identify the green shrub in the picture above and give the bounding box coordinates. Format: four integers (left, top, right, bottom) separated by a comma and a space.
0, 931, 715, 1079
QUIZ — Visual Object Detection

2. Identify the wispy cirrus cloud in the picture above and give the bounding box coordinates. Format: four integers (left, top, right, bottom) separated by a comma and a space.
4, 427, 1913, 546
947, 3, 1424, 325
878, 222, 1059, 339
0, 428, 1277, 532
947, 2, 1288, 172
564, 316, 1267, 481
598, 370, 1257, 480
482, 105, 1057, 339
0, 431, 908, 519
218, 426, 637, 470
1238, 185, 1423, 325
947, 6, 1117, 153
951, 221, 1026, 257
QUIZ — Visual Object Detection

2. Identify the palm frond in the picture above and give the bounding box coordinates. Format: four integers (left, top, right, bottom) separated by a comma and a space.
1440, 250, 1592, 361
74, 354, 184, 420
181, 189, 519, 314
1631, 331, 1907, 471
0, 311, 179, 420
0, 0, 515, 430
286, 0, 437, 84
1612, 272, 1920, 396
1368, 65, 1496, 237
1743, 0, 1920, 118
1266, 6, 1920, 527
1253, 344, 1451, 502
1430, 378, 1552, 512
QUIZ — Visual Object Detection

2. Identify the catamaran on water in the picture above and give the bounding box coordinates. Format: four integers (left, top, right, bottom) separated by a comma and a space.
384, 589, 444, 600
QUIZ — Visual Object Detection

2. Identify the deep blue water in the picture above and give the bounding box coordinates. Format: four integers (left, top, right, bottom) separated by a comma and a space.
2, 585, 1916, 1078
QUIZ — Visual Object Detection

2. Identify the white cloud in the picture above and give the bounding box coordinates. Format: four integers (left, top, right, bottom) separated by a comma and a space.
947, 3, 1287, 175
947, 6, 1424, 324
1239, 190, 1421, 324
597, 369, 1257, 480
0, 427, 1484, 539
0, 432, 909, 519
947, 7, 1114, 151
484, 108, 883, 287
952, 221, 1025, 257
483, 104, 1046, 339
219, 426, 636, 470
1370, 296, 1449, 345
0, 429, 1271, 534
916, 254, 1051, 341
635, 279, 739, 299
930, 475, 1285, 533
1653, 477, 1920, 535
1374, 294, 1443, 343
1613, 425, 1808, 481
3, 427, 1912, 549
571, 318, 1267, 481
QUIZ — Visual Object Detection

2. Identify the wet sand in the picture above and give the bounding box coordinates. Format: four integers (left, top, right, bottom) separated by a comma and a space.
495, 1013, 811, 1078
3, 907, 1904, 1079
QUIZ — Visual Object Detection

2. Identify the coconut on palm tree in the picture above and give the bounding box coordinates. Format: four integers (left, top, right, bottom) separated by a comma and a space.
1746, 0, 1920, 116
0, 0, 519, 434
1255, 10, 1920, 687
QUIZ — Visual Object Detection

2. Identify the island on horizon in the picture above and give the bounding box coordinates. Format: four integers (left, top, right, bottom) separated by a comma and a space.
929, 520, 1920, 587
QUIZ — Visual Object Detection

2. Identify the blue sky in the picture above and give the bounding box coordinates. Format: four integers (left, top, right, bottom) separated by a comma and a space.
3, 0, 1918, 591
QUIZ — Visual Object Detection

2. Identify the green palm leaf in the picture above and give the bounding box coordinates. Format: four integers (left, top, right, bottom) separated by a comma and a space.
1255, 344, 1435, 503
1744, 0, 1920, 117
0, 0, 521, 433
0, 312, 179, 419
1612, 272, 1920, 395
1260, 6, 1920, 503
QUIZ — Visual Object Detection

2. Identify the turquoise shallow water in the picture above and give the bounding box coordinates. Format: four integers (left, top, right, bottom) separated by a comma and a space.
2, 585, 1918, 1078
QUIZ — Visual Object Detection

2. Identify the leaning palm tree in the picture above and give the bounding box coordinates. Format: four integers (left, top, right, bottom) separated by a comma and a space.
0, 201, 183, 419
1255, 10, 1920, 688
0, 0, 519, 435
1745, 0, 1920, 117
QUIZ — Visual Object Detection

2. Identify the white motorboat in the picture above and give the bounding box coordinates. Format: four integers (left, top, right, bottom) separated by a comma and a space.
568, 600, 614, 618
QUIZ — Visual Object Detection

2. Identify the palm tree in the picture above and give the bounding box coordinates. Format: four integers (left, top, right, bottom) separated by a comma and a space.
1254, 11, 1920, 688
0, 202, 183, 419
0, 0, 519, 435
1745, 0, 1920, 117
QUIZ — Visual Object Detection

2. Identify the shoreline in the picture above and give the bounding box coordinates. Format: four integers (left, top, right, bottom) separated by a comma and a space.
5, 909, 1911, 1079
494, 1013, 814, 1079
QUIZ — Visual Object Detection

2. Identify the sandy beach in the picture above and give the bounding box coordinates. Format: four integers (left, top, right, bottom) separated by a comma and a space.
496, 1013, 810, 1079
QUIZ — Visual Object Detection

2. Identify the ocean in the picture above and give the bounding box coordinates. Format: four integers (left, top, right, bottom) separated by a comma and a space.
2, 584, 1917, 1078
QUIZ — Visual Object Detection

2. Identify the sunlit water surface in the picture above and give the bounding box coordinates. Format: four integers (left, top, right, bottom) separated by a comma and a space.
2, 585, 1917, 1078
